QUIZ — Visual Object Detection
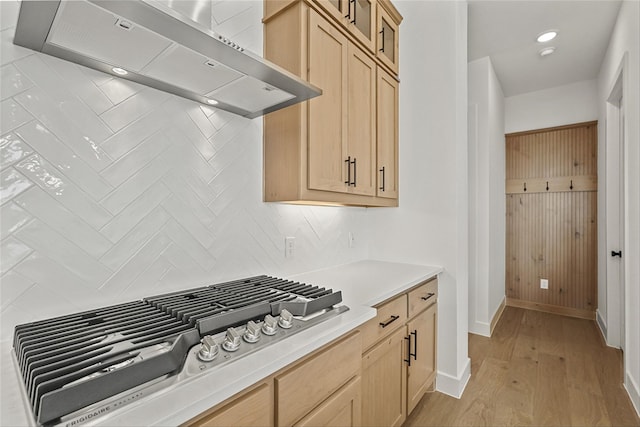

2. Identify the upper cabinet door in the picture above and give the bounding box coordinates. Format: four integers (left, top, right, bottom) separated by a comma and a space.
346, 43, 377, 196
316, 0, 376, 52
377, 68, 398, 199
377, 3, 399, 74
308, 10, 350, 194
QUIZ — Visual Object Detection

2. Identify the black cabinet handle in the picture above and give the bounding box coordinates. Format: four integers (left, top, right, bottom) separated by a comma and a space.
611, 250, 622, 258
379, 315, 399, 328
411, 330, 417, 361
379, 166, 385, 191
421, 292, 435, 301
345, 157, 356, 186
379, 27, 385, 52
344, 156, 351, 186
350, 0, 356, 24
524, 182, 527, 192
404, 335, 411, 366
352, 157, 356, 187
344, 0, 351, 19
570, 180, 574, 190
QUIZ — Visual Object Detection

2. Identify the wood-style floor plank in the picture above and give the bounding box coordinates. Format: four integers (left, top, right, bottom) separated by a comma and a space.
404, 307, 640, 427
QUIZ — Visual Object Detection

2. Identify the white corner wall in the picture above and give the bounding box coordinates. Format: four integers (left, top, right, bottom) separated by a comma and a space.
368, 0, 470, 398
597, 0, 640, 415
468, 57, 505, 337
505, 79, 598, 134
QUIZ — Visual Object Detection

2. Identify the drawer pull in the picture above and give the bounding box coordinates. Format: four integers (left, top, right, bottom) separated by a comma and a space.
379, 315, 399, 328
421, 293, 435, 301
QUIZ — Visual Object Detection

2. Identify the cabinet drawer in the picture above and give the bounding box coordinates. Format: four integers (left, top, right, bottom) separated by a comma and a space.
275, 332, 361, 426
407, 278, 438, 319
360, 294, 407, 351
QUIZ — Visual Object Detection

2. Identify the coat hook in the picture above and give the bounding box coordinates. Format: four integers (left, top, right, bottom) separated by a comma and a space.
546, 181, 549, 191
570, 180, 573, 190
524, 182, 527, 192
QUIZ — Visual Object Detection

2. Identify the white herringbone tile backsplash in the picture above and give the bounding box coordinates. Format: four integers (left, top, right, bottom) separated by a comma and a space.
0, 0, 370, 343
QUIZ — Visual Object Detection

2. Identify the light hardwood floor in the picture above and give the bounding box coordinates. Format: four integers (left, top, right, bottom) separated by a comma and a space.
404, 307, 640, 427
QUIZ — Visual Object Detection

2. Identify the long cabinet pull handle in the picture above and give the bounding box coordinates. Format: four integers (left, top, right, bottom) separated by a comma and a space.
352, 158, 356, 187
344, 0, 351, 19
379, 315, 399, 328
421, 292, 435, 301
411, 330, 417, 360
379, 27, 385, 52
350, 0, 356, 24
404, 336, 411, 366
344, 156, 351, 186
379, 166, 385, 191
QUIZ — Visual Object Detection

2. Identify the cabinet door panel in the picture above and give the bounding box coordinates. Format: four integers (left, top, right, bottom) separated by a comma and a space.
376, 68, 398, 198
347, 43, 376, 196
308, 10, 348, 193
376, 5, 399, 74
188, 382, 273, 427
406, 304, 437, 414
294, 377, 361, 427
361, 327, 407, 427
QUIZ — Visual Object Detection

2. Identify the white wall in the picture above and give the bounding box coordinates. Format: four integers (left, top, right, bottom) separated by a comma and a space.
505, 79, 598, 134
468, 57, 505, 337
0, 2, 371, 424
597, 0, 640, 415
368, 0, 470, 398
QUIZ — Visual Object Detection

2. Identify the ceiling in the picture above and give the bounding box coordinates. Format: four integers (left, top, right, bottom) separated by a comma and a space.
468, 0, 622, 97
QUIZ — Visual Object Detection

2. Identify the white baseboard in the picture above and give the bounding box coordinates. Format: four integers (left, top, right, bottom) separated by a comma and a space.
625, 371, 640, 418
468, 321, 491, 337
596, 309, 608, 343
435, 357, 471, 399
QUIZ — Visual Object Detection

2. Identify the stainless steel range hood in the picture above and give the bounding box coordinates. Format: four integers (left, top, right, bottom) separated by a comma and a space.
13, 0, 321, 119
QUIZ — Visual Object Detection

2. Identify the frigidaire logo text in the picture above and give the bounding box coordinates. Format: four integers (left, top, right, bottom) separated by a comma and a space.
64, 392, 144, 426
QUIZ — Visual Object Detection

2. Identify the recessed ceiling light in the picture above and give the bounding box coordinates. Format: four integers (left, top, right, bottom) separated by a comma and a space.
206, 99, 219, 105
112, 67, 128, 75
539, 47, 556, 57
537, 31, 558, 43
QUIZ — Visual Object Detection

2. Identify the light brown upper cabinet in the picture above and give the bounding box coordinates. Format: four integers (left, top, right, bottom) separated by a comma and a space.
376, 67, 398, 198
263, 0, 401, 207
315, 0, 376, 52
376, 2, 400, 74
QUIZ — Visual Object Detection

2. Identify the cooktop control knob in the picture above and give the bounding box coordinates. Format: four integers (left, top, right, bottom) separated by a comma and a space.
278, 309, 294, 329
262, 314, 278, 336
243, 320, 261, 343
222, 327, 241, 352
197, 335, 219, 362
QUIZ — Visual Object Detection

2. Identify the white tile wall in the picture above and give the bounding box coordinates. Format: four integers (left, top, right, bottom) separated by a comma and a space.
0, 0, 369, 346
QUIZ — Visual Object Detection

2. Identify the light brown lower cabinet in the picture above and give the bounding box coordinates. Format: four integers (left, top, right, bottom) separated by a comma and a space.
186, 381, 273, 427
294, 377, 361, 427
360, 278, 438, 424
406, 303, 437, 414
361, 327, 407, 427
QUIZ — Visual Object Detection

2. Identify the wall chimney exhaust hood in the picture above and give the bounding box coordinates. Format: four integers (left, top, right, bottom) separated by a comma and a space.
13, 0, 321, 118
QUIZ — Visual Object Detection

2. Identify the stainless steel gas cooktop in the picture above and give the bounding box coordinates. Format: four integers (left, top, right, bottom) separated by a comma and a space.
12, 275, 347, 426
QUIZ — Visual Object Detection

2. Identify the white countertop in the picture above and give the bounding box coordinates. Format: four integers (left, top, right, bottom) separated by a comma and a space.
2, 260, 441, 427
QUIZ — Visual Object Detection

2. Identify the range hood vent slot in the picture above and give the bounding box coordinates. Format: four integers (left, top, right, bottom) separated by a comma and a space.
13, 0, 321, 119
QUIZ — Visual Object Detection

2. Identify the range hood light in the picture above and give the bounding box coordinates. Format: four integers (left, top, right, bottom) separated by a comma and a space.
206, 99, 218, 105
112, 67, 128, 75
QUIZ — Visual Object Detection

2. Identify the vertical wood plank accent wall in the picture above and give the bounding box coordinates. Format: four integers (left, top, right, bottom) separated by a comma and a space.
505, 121, 597, 319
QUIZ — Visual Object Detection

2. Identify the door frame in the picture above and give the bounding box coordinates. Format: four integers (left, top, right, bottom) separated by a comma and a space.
603, 53, 628, 351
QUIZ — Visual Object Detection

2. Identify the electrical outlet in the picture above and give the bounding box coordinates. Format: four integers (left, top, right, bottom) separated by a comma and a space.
284, 237, 295, 258
540, 279, 549, 289
348, 232, 355, 248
